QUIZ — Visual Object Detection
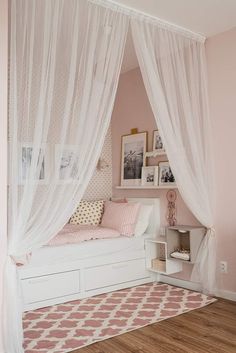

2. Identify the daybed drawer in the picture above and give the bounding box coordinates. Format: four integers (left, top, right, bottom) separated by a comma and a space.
21, 270, 80, 304
85, 258, 148, 291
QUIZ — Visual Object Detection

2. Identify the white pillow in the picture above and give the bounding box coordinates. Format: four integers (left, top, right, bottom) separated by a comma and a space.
134, 204, 153, 237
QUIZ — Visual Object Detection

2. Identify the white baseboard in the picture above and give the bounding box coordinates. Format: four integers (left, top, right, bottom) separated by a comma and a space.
214, 289, 236, 301
159, 274, 201, 292
159, 274, 236, 301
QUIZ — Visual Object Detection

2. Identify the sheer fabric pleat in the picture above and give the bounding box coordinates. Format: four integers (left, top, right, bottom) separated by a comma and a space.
6, 0, 128, 351
131, 19, 216, 294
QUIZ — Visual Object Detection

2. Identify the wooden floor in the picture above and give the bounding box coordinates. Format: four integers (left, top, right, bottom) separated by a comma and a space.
71, 299, 236, 353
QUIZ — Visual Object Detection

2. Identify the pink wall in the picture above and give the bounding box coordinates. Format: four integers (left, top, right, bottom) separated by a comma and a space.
0, 0, 8, 350
111, 27, 236, 292
111, 68, 199, 281
206, 27, 236, 292
111, 68, 199, 228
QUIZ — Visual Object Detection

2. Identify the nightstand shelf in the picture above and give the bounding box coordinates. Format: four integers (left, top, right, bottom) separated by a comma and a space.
145, 226, 206, 275
167, 226, 206, 263
145, 237, 182, 275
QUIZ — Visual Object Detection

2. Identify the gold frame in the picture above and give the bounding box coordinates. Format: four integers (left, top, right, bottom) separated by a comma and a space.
120, 131, 147, 186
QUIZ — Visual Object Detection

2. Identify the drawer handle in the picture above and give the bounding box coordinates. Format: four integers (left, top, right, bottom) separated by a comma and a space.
28, 278, 51, 284
112, 263, 128, 270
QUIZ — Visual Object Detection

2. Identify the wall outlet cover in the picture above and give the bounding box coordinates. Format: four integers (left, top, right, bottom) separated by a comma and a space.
220, 261, 228, 273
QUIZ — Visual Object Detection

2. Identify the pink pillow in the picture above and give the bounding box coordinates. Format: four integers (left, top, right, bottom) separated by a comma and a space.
101, 201, 140, 236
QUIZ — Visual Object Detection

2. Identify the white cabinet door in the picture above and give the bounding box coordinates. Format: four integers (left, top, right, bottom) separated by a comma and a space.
85, 258, 148, 291
22, 270, 80, 304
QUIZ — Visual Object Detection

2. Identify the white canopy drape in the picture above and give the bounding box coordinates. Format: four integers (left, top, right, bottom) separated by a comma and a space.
5, 0, 128, 351
131, 19, 216, 294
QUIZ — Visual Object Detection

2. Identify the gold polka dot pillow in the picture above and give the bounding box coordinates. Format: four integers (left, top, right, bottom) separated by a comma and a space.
69, 200, 104, 226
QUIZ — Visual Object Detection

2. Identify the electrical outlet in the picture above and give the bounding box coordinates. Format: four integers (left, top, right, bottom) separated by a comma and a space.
220, 261, 228, 273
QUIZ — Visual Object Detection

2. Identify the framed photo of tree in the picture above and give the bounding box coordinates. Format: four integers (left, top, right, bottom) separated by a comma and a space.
141, 166, 159, 186
120, 132, 147, 186
158, 161, 176, 186
153, 130, 165, 153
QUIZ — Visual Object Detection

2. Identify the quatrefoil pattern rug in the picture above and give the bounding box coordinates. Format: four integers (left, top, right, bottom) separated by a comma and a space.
23, 283, 216, 353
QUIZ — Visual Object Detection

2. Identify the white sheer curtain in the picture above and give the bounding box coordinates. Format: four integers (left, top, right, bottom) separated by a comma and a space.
131, 19, 216, 294
5, 0, 128, 351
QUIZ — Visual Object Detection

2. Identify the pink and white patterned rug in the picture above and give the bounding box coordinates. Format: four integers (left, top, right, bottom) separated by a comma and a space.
23, 283, 216, 353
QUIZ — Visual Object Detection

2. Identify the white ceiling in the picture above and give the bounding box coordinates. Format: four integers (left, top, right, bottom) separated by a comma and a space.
118, 0, 236, 37
120, 0, 236, 72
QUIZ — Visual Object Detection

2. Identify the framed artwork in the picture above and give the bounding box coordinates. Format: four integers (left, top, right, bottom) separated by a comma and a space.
19, 143, 48, 184
158, 161, 176, 186
55, 145, 79, 182
121, 132, 147, 186
141, 166, 159, 186
153, 130, 165, 152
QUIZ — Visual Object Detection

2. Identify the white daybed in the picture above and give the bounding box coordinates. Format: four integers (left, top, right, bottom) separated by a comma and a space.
18, 198, 160, 311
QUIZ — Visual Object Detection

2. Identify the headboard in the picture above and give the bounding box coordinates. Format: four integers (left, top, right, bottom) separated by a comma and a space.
127, 198, 160, 237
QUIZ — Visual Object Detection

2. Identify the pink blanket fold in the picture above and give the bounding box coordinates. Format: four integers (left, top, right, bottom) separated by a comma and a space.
47, 224, 121, 246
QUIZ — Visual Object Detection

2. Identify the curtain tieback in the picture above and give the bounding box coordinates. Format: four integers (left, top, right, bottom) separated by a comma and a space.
206, 227, 216, 237
9, 253, 32, 266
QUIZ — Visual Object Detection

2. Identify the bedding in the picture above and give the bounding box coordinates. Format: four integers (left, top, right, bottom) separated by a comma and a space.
47, 200, 149, 248
47, 224, 120, 246
101, 200, 140, 236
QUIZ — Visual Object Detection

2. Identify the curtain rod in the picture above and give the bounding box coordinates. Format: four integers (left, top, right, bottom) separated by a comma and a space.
89, 0, 206, 43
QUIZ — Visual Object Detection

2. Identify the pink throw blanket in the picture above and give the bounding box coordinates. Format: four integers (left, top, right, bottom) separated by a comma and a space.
47, 224, 121, 246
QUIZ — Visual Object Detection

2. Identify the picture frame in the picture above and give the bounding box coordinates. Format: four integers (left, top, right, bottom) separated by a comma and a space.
153, 130, 165, 153
121, 132, 147, 186
158, 161, 176, 186
141, 166, 159, 186
19, 143, 49, 184
55, 144, 79, 183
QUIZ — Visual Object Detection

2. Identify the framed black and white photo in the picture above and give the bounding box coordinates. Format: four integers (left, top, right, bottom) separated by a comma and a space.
55, 145, 79, 182
153, 130, 165, 152
141, 166, 158, 186
19, 143, 48, 184
158, 161, 176, 186
121, 132, 147, 186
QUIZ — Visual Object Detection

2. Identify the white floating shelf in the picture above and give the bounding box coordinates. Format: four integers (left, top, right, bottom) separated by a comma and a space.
145, 151, 166, 158
146, 237, 167, 244
116, 185, 177, 190
147, 267, 167, 275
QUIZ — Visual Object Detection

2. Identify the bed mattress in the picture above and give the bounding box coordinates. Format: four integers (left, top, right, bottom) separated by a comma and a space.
24, 234, 149, 269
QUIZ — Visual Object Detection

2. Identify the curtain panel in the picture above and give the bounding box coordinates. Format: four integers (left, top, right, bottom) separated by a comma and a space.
5, 0, 128, 351
131, 19, 216, 294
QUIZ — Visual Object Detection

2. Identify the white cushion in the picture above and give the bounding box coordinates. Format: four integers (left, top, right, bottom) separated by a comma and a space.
134, 204, 153, 236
